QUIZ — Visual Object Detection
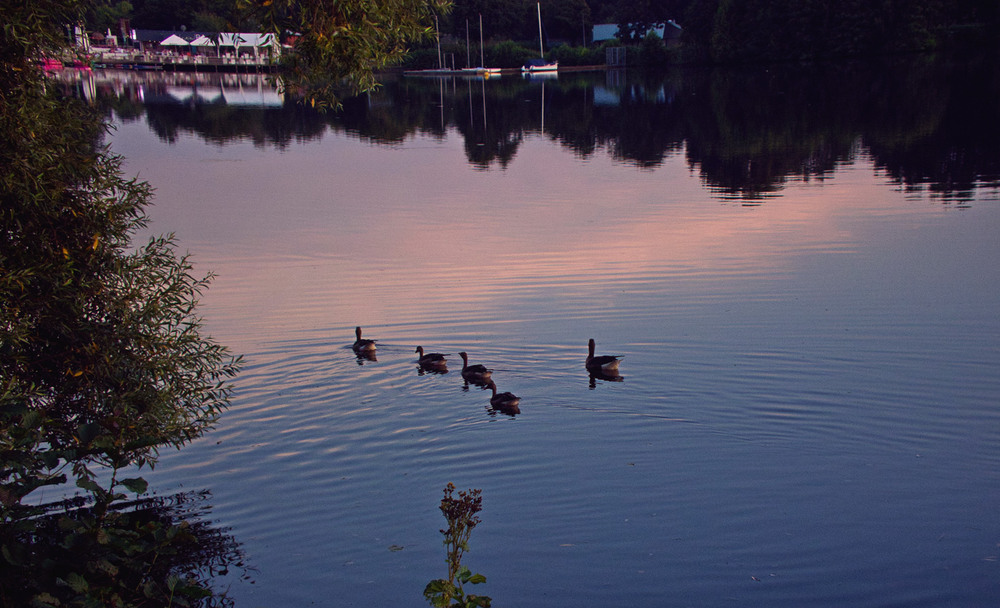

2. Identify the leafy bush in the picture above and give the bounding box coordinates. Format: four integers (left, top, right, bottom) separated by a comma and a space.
403, 47, 446, 69
638, 33, 671, 67
550, 44, 606, 66
485, 40, 537, 68
2, 0, 241, 603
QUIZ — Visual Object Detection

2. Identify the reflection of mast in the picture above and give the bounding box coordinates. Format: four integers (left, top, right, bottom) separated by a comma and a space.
541, 81, 545, 134
439, 77, 444, 130
467, 78, 474, 128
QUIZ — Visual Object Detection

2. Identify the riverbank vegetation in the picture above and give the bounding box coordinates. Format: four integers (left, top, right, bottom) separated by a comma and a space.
395, 0, 1000, 71
1, 0, 245, 603
676, 0, 998, 63
79, 1, 999, 73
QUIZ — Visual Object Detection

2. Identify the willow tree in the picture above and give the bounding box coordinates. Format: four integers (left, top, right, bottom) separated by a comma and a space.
0, 0, 245, 524
0, 3, 242, 605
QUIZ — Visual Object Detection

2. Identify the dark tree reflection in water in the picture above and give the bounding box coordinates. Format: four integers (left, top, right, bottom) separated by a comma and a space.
52, 53, 1000, 204
2, 491, 250, 607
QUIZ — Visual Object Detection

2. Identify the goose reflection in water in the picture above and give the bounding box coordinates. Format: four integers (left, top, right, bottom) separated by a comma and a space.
589, 371, 624, 388
415, 346, 449, 374
458, 351, 493, 388
586, 338, 624, 386
352, 326, 377, 363
486, 380, 521, 416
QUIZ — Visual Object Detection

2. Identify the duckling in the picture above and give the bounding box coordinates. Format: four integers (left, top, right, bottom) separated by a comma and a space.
415, 346, 448, 368
352, 326, 376, 355
458, 352, 493, 383
586, 338, 622, 376
486, 380, 520, 409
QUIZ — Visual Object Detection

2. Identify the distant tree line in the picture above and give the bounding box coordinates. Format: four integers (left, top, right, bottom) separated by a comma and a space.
93, 0, 999, 64
676, 0, 999, 62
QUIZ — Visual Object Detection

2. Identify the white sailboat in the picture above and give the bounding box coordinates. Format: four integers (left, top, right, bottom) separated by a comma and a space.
522, 2, 558, 73
461, 14, 501, 77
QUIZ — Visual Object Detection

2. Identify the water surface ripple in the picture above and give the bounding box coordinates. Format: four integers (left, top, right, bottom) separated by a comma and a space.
96, 66, 1000, 607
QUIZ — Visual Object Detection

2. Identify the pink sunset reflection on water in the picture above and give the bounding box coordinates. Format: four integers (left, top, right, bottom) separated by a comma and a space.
113, 120, 935, 351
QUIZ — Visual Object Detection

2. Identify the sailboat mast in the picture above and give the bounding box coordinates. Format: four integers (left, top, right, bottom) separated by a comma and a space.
537, 2, 544, 58
480, 13, 486, 68
434, 14, 442, 69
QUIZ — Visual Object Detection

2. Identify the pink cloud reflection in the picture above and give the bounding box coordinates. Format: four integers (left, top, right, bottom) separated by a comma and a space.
113, 124, 921, 349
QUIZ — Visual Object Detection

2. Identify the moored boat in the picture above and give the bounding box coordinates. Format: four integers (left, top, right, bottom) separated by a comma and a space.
522, 58, 558, 73
522, 3, 558, 74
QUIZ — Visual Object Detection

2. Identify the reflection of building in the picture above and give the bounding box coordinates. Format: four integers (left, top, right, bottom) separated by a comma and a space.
47, 68, 285, 107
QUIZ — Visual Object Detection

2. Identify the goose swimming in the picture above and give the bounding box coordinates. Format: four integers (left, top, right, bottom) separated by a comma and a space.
586, 338, 622, 376
458, 351, 493, 383
352, 326, 376, 355
486, 380, 520, 410
415, 346, 448, 368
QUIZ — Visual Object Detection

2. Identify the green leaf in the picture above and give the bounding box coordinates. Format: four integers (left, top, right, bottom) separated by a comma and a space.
40, 449, 61, 468
2, 544, 19, 566
466, 573, 487, 585
65, 572, 88, 592
75, 477, 100, 492
76, 422, 101, 444
94, 558, 118, 576
468, 594, 493, 607
31, 591, 61, 607
120, 477, 148, 494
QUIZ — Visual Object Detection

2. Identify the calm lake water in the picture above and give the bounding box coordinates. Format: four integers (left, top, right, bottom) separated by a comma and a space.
56, 56, 1000, 607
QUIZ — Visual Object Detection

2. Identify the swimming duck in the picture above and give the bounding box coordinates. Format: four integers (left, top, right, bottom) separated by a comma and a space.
415, 346, 448, 368
486, 380, 520, 409
458, 352, 493, 383
352, 326, 376, 355
586, 338, 622, 376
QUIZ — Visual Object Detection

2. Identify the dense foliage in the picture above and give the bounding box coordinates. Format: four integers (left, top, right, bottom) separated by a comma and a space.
248, 0, 452, 106
1, 0, 245, 604
373, 0, 1000, 64
80, 0, 1000, 69
677, 0, 999, 62
1, 0, 239, 502
442, 0, 591, 46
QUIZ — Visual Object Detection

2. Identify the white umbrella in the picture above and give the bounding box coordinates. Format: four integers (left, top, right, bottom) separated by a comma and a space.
160, 34, 190, 46
189, 35, 218, 56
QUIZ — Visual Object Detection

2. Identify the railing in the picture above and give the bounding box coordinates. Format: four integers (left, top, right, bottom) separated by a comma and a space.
89, 49, 279, 70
